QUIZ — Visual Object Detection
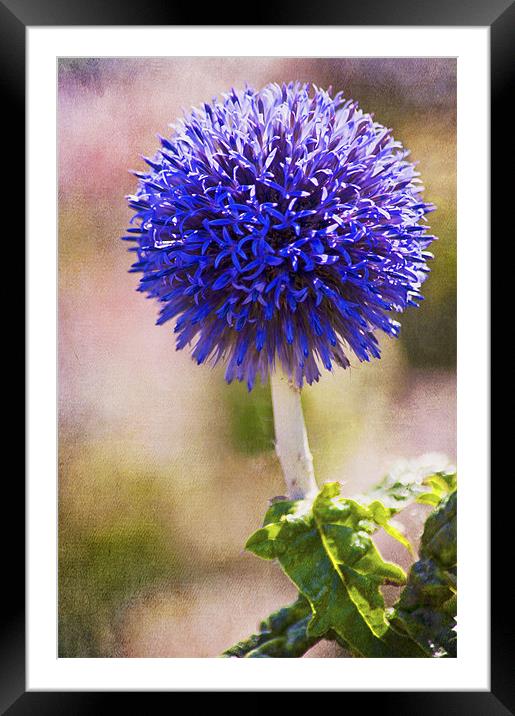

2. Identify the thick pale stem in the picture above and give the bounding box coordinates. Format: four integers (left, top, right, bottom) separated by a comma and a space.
270, 369, 318, 499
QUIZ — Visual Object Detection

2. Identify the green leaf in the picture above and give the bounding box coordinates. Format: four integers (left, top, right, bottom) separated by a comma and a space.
246, 482, 426, 657
236, 459, 458, 659
244, 522, 283, 560
363, 456, 456, 512
392, 490, 457, 657
221, 596, 318, 658
420, 490, 457, 567
262, 498, 300, 525
416, 492, 442, 507
368, 500, 415, 555
312, 488, 406, 638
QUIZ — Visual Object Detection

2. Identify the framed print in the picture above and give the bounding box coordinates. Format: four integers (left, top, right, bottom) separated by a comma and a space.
4, 0, 504, 709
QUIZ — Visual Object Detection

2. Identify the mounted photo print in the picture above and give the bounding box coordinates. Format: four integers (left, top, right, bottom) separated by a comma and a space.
19, 17, 495, 703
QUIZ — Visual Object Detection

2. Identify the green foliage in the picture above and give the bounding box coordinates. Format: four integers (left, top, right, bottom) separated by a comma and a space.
246, 482, 426, 657
364, 460, 456, 510
221, 596, 317, 658
226, 463, 457, 658
391, 491, 457, 657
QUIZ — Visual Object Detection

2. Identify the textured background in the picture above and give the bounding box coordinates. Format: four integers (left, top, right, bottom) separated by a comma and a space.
58, 57, 456, 657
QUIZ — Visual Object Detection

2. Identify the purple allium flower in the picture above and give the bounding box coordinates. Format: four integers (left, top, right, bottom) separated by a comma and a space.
124, 82, 435, 390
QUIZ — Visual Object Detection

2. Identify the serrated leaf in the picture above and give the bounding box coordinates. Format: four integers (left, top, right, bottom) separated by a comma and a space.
246, 482, 425, 657
237, 461, 457, 659
313, 488, 407, 638
272, 522, 396, 655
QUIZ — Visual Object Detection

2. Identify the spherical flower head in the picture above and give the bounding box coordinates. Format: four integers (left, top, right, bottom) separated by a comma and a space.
124, 82, 435, 390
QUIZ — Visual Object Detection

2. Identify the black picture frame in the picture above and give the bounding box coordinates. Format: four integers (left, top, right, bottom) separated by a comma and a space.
4, 0, 502, 711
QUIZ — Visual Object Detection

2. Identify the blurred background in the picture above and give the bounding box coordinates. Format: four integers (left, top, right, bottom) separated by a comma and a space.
58, 57, 456, 658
